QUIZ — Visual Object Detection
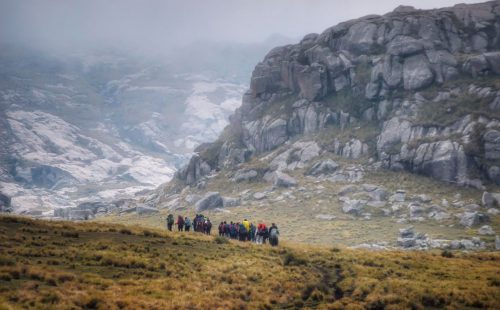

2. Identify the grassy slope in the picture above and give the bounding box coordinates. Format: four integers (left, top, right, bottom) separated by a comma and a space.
0, 216, 499, 309
99, 149, 499, 248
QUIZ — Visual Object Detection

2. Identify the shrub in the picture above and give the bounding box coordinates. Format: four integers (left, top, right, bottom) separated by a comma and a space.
441, 250, 454, 258
119, 228, 132, 235
282, 252, 307, 266
214, 236, 229, 244
61, 231, 79, 238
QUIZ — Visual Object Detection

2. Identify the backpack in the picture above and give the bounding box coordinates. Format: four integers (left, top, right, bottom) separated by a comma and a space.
167, 215, 174, 224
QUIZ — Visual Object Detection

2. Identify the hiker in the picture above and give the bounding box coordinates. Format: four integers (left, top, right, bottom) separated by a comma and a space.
224, 221, 230, 238
229, 222, 236, 239
218, 222, 224, 236
250, 223, 256, 242
193, 215, 198, 232
206, 218, 212, 235
166, 214, 174, 231
262, 225, 269, 245
177, 215, 185, 232
269, 223, 279, 246
239, 222, 247, 241
184, 216, 192, 232
242, 219, 250, 235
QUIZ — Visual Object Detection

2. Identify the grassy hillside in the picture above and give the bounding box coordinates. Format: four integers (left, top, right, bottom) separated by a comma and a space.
0, 215, 499, 309
100, 152, 499, 248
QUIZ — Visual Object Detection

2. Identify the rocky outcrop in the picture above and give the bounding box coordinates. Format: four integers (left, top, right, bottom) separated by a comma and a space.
0, 193, 12, 213
195, 192, 223, 211
175, 154, 211, 186
170, 1, 500, 195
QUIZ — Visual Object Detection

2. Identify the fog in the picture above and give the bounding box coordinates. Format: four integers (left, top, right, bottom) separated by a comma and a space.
0, 0, 486, 54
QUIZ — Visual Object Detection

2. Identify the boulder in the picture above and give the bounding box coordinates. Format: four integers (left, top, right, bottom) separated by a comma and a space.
269, 171, 297, 187
390, 190, 406, 202
403, 54, 434, 90
195, 192, 223, 212
496, 235, 500, 250
342, 199, 366, 215
222, 197, 241, 208
459, 211, 489, 227
306, 159, 339, 176
399, 227, 415, 238
253, 192, 267, 200
185, 194, 202, 205
481, 192, 496, 208
233, 169, 258, 182
478, 225, 495, 235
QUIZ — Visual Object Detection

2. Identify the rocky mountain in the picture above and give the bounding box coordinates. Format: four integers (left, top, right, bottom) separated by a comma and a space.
125, 1, 500, 250
186, 0, 500, 188
0, 39, 286, 215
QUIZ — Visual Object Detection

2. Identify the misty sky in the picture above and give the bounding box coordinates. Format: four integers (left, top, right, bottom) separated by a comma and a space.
0, 0, 486, 53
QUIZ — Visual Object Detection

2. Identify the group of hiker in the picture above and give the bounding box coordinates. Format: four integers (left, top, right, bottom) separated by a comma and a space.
166, 214, 212, 234
217, 220, 280, 246
165, 214, 280, 246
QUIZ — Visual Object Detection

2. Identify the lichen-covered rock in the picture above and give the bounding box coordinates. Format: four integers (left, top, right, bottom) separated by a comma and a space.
403, 54, 434, 90
306, 159, 339, 176
195, 192, 223, 212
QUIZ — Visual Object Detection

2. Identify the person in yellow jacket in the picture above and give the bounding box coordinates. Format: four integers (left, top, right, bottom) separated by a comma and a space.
242, 219, 250, 233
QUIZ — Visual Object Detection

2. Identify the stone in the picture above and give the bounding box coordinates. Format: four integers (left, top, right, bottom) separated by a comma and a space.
397, 237, 416, 248
342, 199, 366, 215
399, 227, 415, 238
233, 169, 258, 182
481, 192, 496, 208
478, 225, 495, 235
222, 197, 241, 208
403, 54, 434, 90
413, 194, 432, 204
195, 192, 223, 212
271, 171, 297, 187
409, 203, 425, 218
484, 130, 500, 160
185, 194, 202, 205
487, 208, 500, 215
459, 212, 489, 227
253, 192, 267, 200
306, 159, 339, 176
390, 190, 406, 202
496, 235, 500, 250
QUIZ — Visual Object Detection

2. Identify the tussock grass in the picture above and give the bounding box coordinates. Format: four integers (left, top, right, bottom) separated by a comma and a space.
0, 215, 499, 309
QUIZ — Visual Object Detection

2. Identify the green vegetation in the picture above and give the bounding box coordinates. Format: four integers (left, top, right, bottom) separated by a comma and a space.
322, 88, 373, 119
1, 216, 499, 309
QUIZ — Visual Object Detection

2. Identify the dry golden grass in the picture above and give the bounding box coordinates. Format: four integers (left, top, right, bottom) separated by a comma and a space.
0, 215, 499, 309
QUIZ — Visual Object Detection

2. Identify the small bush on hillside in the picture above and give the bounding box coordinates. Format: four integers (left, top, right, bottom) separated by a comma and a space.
214, 236, 229, 244
441, 250, 454, 258
119, 228, 132, 235
282, 252, 307, 266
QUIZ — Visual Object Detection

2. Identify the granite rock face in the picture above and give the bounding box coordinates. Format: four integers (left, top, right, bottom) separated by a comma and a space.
173, 1, 500, 190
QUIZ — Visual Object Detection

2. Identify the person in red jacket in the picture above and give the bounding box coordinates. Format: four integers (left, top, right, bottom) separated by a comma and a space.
176, 215, 185, 232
